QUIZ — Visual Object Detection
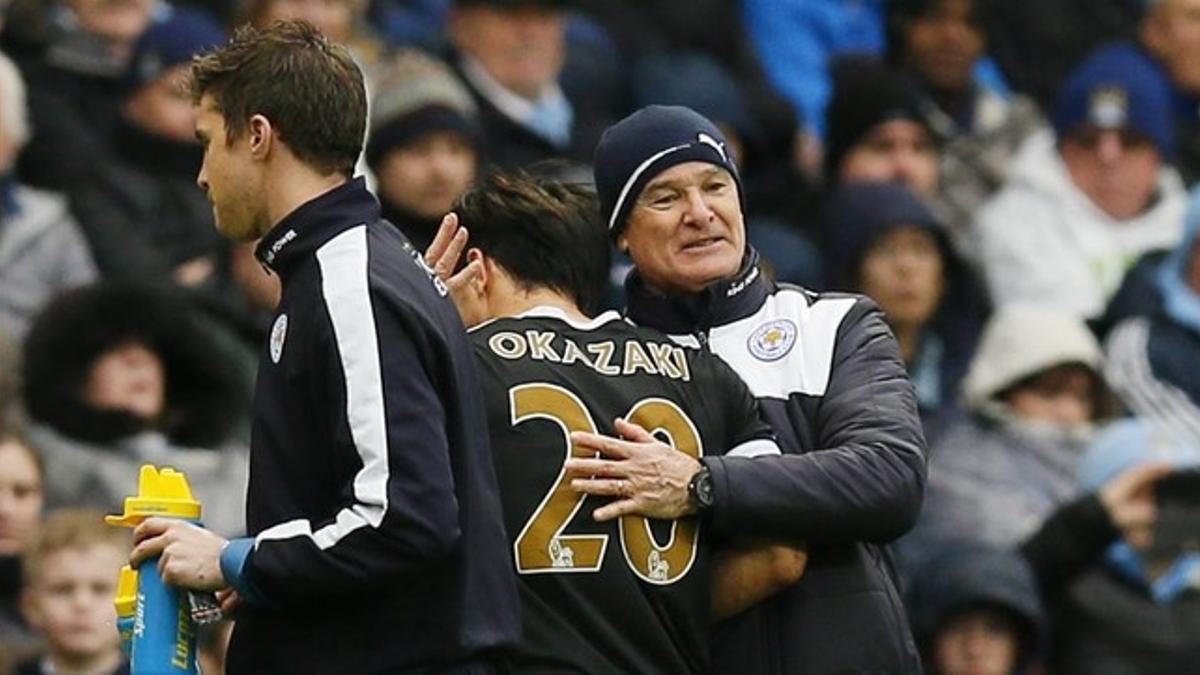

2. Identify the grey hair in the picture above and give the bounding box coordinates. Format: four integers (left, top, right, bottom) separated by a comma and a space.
0, 50, 30, 148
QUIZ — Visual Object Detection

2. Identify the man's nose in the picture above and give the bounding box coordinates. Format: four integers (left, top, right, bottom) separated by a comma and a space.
1096, 131, 1124, 164
681, 188, 714, 225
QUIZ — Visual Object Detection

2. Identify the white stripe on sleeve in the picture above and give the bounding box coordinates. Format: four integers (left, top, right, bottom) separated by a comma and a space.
257, 225, 391, 551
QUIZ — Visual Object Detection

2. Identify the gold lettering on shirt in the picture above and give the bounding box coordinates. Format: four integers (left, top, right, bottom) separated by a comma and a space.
587, 341, 620, 375
489, 329, 692, 382
649, 342, 683, 380
526, 331, 562, 362
622, 340, 658, 376
489, 332, 527, 360
560, 338, 591, 367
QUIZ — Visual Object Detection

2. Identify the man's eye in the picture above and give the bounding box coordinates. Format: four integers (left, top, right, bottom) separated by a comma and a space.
705, 182, 727, 192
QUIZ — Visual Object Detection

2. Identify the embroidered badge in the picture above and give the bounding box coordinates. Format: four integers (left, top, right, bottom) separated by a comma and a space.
269, 314, 288, 364
747, 319, 797, 362
1088, 86, 1129, 128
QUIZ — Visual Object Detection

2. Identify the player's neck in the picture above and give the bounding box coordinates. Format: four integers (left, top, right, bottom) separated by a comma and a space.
491, 287, 590, 323
262, 161, 349, 234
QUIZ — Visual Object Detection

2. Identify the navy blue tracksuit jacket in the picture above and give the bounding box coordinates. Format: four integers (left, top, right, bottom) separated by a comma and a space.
221, 178, 519, 673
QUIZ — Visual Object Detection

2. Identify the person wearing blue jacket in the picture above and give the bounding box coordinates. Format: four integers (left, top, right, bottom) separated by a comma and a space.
124, 20, 520, 673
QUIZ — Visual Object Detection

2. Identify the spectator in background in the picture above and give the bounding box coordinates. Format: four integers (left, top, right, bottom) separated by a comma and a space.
824, 58, 953, 222
241, 0, 384, 70
69, 7, 226, 291
0, 426, 43, 660
15, 510, 128, 675
1046, 419, 1200, 674
0, 50, 96, 340
575, 0, 798, 181
906, 544, 1044, 675
1105, 186, 1200, 439
20, 282, 249, 535
976, 46, 1186, 321
447, 0, 608, 169
978, 0, 1141, 113
822, 181, 984, 440
742, 0, 886, 159
1, 0, 161, 192
368, 0, 450, 48
899, 304, 1112, 574
1141, 0, 1200, 184
365, 49, 479, 252
885, 0, 1044, 261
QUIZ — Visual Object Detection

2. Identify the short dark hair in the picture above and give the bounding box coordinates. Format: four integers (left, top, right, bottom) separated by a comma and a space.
454, 171, 610, 315
188, 20, 366, 177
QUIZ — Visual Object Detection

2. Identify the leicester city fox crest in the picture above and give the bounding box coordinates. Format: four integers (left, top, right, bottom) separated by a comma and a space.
748, 319, 797, 362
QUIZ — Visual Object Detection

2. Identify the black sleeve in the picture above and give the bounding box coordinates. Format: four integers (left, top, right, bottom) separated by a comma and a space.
705, 300, 928, 545
246, 288, 462, 598
1019, 493, 1119, 604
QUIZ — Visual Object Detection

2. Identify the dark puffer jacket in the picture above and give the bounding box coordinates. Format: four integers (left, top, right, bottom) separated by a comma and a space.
625, 249, 927, 674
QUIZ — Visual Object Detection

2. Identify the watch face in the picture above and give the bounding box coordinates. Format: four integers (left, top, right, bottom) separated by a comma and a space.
693, 470, 714, 508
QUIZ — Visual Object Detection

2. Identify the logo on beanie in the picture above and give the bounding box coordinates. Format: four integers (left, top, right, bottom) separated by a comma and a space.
1088, 86, 1129, 129
697, 132, 730, 164
270, 314, 288, 364
748, 319, 797, 362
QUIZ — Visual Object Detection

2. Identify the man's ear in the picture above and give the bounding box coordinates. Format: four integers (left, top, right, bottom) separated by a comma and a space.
615, 233, 629, 254
247, 114, 273, 160
469, 248, 489, 293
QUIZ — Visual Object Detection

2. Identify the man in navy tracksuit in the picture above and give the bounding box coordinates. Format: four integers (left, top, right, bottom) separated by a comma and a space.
127, 21, 519, 673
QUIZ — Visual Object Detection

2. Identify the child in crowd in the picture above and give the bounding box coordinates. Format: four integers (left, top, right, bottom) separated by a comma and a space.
907, 544, 1044, 675
17, 510, 128, 675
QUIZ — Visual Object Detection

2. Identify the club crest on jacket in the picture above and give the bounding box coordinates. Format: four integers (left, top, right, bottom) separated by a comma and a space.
747, 319, 797, 362
270, 314, 288, 364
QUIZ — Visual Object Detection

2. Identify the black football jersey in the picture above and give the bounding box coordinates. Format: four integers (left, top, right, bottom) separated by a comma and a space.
470, 307, 776, 674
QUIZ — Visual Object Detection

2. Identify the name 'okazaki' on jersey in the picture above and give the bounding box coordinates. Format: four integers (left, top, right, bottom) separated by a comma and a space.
482, 329, 693, 382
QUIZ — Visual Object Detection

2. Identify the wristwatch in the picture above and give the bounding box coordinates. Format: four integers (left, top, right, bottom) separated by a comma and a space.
688, 464, 714, 513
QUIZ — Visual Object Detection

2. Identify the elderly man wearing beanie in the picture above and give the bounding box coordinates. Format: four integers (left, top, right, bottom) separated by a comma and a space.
976, 45, 1186, 322
562, 105, 927, 674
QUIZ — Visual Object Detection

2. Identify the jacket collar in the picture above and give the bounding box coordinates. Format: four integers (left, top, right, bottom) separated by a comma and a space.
255, 177, 379, 279
624, 247, 771, 334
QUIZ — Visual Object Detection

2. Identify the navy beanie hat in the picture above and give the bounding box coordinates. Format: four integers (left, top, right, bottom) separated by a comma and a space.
821, 181, 947, 289
594, 105, 742, 237
126, 7, 226, 92
1054, 44, 1175, 158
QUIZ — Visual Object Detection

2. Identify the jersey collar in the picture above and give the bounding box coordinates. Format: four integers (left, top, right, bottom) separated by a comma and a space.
255, 177, 381, 279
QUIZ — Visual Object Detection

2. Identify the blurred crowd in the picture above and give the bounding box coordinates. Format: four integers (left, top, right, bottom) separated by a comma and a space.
0, 1, 1199, 674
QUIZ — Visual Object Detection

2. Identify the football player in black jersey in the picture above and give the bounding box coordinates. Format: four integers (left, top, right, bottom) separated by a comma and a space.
432, 172, 806, 673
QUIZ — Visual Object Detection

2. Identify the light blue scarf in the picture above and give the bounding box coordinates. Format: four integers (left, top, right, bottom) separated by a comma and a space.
1106, 542, 1200, 604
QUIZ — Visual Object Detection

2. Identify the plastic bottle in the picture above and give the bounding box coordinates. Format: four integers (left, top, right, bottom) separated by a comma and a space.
115, 565, 138, 658
107, 465, 203, 675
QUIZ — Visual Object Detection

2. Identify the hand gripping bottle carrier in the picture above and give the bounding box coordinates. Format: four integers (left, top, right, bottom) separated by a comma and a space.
107, 465, 217, 675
